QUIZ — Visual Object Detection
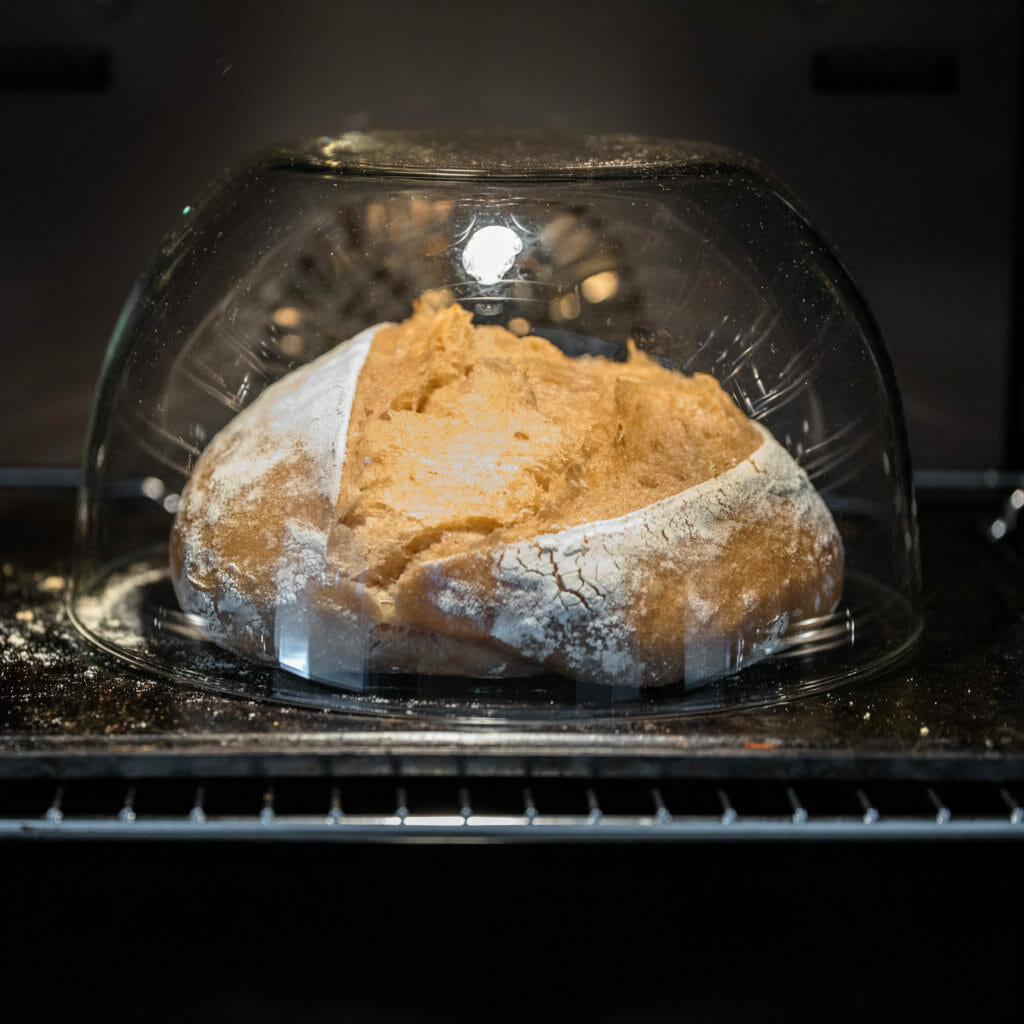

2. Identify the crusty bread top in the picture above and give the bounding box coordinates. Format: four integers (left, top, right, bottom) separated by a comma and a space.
328, 302, 764, 593
170, 303, 841, 684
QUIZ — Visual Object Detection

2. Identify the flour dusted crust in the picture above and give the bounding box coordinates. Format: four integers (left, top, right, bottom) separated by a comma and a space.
171, 304, 844, 687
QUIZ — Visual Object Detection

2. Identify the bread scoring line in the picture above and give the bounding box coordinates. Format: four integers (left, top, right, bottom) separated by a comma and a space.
424, 424, 833, 681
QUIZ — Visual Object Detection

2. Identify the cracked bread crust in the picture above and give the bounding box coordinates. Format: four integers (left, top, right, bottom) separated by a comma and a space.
397, 426, 843, 685
170, 304, 843, 687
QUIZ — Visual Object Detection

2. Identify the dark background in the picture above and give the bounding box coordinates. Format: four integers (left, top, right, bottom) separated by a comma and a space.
1, 0, 1020, 470
2, 3, 1021, 1019
2, 839, 1020, 1021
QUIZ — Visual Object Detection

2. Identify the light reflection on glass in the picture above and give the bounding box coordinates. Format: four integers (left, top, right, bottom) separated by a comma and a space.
581, 270, 619, 303
272, 306, 303, 328
462, 224, 523, 285
279, 333, 303, 358
549, 292, 581, 321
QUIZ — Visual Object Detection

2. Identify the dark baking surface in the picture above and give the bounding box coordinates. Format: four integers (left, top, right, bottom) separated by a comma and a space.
2, 483, 1022, 780
2, 483, 1021, 1022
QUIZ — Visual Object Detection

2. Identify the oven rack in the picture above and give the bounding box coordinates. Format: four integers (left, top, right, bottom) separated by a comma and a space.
5, 485, 1024, 846
2, 773, 1022, 841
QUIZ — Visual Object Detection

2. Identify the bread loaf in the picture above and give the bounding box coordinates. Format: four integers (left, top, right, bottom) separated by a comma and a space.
170, 303, 843, 687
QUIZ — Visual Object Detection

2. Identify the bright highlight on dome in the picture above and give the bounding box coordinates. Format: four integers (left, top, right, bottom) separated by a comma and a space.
461, 224, 523, 285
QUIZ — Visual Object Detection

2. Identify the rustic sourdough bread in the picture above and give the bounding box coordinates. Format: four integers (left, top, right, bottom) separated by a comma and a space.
170, 303, 843, 686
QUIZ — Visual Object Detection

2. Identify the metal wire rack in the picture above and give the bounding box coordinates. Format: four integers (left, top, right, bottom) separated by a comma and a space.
5, 484, 1024, 850
2, 774, 1022, 841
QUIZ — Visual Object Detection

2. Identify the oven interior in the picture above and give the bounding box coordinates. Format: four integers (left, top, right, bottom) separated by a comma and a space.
2, 1, 1021, 1015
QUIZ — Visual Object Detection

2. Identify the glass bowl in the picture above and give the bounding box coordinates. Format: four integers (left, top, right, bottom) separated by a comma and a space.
69, 131, 921, 721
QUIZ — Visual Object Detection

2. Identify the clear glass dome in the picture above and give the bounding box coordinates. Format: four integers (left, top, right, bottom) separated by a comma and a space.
70, 131, 921, 720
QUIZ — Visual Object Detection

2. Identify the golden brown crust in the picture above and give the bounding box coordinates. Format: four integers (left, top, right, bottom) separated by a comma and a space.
338, 305, 763, 575
171, 304, 844, 687
391, 424, 844, 686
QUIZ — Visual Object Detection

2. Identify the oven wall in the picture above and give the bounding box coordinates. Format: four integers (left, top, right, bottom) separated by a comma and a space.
1, 0, 1018, 471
